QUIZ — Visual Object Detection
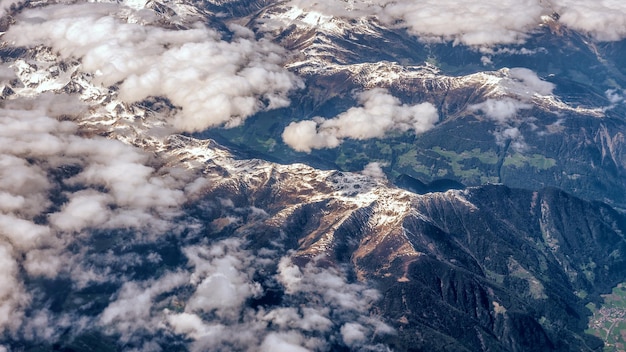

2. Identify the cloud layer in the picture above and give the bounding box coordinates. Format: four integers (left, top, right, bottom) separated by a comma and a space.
0, 91, 203, 344
0, 3, 391, 349
99, 241, 394, 351
0, 89, 390, 351
283, 88, 438, 152
287, 0, 626, 46
5, 2, 303, 132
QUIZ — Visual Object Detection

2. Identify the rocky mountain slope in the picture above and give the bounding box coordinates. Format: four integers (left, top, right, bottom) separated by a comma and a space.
205, 0, 626, 210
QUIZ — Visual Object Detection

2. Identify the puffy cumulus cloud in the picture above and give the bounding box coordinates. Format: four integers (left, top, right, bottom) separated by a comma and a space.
18, 310, 72, 343
286, 0, 548, 46
376, 0, 546, 46
340, 322, 367, 347
361, 162, 387, 180
5, 2, 303, 132
183, 239, 262, 320
553, 0, 626, 41
0, 4, 391, 350
64, 139, 186, 214
277, 257, 382, 311
606, 89, 625, 104
275, 257, 394, 348
259, 332, 312, 352
0, 155, 51, 217
469, 98, 532, 123
469, 99, 531, 151
283, 88, 438, 152
0, 243, 29, 336
469, 67, 553, 123
99, 271, 188, 344
0, 214, 52, 253
48, 190, 113, 232
0, 94, 203, 338
281, 120, 338, 152
502, 67, 555, 99
0, 95, 391, 350
263, 307, 333, 333
0, 101, 73, 305
282, 120, 341, 153
160, 247, 393, 351
506, 68, 555, 96
0, 96, 189, 234
287, 0, 626, 46
158, 240, 263, 350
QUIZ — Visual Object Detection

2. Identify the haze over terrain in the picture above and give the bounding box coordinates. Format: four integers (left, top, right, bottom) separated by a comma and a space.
0, 0, 626, 351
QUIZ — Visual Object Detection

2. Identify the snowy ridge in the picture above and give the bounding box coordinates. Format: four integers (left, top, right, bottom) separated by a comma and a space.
288, 58, 604, 118
255, 2, 384, 38
250, 3, 606, 119
1, 29, 441, 249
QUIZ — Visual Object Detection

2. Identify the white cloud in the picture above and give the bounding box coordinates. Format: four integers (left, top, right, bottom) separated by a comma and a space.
263, 307, 334, 333
0, 155, 51, 217
495, 126, 528, 152
361, 162, 387, 180
99, 272, 188, 343
469, 98, 532, 123
506, 67, 555, 97
49, 191, 112, 232
23, 249, 64, 278
0, 214, 52, 252
159, 248, 393, 351
0, 95, 392, 350
0, 3, 396, 350
553, 0, 626, 41
0, 94, 203, 337
5, 2, 303, 132
469, 99, 531, 151
19, 310, 64, 342
282, 120, 341, 153
259, 332, 311, 352
0, 242, 28, 336
376, 0, 546, 46
283, 88, 438, 152
604, 88, 626, 111
468, 67, 556, 150
276, 256, 391, 332
606, 89, 624, 104
341, 322, 367, 347
286, 0, 626, 46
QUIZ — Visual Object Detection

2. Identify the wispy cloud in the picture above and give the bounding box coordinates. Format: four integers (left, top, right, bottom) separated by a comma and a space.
468, 67, 555, 151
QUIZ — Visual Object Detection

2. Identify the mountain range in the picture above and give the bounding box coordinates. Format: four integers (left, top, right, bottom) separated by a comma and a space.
0, 0, 626, 351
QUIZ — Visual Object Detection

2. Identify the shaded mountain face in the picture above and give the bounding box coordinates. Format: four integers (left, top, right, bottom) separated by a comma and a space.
0, 1, 625, 352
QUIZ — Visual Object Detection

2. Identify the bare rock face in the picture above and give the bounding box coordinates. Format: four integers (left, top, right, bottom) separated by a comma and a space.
181, 139, 626, 351
202, 157, 624, 351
